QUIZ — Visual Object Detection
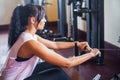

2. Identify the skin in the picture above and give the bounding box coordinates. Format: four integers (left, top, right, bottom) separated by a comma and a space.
17, 16, 100, 68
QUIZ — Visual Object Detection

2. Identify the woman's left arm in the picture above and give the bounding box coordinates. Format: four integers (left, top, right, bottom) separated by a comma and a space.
36, 35, 74, 49
36, 35, 91, 51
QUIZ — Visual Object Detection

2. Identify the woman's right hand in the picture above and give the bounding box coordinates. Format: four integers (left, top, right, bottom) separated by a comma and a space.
89, 48, 101, 57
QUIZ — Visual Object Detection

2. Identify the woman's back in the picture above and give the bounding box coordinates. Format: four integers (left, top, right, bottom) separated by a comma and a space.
2, 32, 40, 80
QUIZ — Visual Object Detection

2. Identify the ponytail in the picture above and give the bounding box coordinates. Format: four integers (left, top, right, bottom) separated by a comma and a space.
8, 5, 24, 48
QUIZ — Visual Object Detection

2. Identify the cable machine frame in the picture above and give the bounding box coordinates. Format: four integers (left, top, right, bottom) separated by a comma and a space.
68, 0, 104, 65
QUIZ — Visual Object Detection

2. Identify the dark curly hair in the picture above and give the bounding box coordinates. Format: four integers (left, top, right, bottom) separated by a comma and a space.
8, 4, 45, 48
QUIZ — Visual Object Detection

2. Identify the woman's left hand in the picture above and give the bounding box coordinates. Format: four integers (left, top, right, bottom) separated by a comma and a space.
77, 41, 92, 52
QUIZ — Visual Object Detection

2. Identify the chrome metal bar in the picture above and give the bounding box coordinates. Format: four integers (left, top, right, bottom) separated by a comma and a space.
98, 49, 120, 51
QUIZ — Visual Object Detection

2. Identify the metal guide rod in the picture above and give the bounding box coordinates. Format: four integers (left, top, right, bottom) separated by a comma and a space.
97, 49, 120, 51
73, 0, 79, 56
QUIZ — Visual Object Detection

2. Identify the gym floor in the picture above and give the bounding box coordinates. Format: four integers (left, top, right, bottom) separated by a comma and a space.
0, 30, 120, 80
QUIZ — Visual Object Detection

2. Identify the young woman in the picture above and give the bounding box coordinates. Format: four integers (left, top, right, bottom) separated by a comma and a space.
2, 4, 100, 80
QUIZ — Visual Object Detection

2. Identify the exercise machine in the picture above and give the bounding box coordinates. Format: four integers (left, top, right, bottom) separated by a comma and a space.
68, 0, 104, 65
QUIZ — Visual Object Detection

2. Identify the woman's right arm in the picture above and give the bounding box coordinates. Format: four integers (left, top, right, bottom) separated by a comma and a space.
23, 40, 100, 68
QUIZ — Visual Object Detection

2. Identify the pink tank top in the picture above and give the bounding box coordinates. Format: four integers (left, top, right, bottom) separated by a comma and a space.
2, 32, 40, 80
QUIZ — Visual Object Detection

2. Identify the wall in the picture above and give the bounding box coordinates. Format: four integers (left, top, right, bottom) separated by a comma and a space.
0, 0, 43, 25
104, 0, 120, 47
0, 0, 58, 26
0, 0, 22, 25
